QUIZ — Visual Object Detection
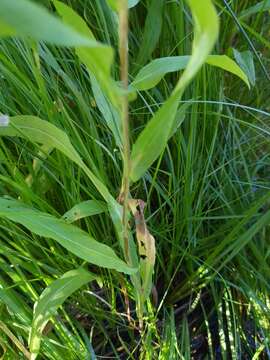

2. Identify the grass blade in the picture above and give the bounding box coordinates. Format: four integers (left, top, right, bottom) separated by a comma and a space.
239, 0, 270, 20
135, 0, 164, 68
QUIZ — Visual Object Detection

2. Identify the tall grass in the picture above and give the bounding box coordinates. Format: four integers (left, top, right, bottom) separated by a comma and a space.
0, 0, 269, 359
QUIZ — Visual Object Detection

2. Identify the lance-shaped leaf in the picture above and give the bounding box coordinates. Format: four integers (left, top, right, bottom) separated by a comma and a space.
0, 116, 136, 265
131, 54, 249, 91
0, 0, 103, 47
53, 0, 122, 143
29, 268, 96, 359
0, 115, 111, 201
0, 198, 136, 274
63, 200, 107, 223
233, 49, 256, 86
130, 0, 219, 182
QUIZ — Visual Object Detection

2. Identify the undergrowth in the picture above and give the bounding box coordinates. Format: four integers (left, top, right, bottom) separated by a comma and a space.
0, 0, 269, 359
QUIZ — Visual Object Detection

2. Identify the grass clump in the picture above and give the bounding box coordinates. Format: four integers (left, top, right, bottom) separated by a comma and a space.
0, 0, 269, 359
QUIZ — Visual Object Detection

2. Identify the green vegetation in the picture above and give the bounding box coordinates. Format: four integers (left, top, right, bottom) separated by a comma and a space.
0, 0, 269, 358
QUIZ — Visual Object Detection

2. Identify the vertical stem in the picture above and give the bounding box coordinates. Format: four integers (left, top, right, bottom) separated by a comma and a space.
119, 1, 130, 263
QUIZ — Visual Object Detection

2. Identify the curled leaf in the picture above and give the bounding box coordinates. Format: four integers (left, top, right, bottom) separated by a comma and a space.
129, 199, 156, 300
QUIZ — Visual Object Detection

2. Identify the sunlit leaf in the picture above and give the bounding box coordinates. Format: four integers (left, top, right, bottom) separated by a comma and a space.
0, 0, 103, 47
206, 55, 250, 88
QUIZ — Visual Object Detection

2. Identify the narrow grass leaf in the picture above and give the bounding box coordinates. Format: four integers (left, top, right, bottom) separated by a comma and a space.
130, 0, 219, 182
135, 0, 164, 68
63, 200, 107, 223
53, 0, 121, 138
131, 55, 249, 91
0, 115, 84, 168
0, 277, 31, 325
0, 198, 136, 274
239, 0, 270, 20
53, 0, 119, 108
0, 115, 135, 264
0, 115, 112, 200
29, 268, 96, 359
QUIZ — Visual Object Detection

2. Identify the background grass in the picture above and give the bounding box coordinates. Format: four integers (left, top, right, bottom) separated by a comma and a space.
0, 0, 270, 358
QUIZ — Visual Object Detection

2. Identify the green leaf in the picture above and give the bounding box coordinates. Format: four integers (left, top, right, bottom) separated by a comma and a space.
0, 20, 16, 37
0, 116, 135, 264
63, 200, 107, 223
131, 54, 249, 91
106, 0, 140, 11
0, 198, 136, 275
169, 102, 191, 138
0, 115, 111, 201
52, 0, 119, 108
53, 0, 121, 139
91, 76, 122, 147
128, 0, 140, 8
206, 55, 250, 88
130, 0, 219, 182
135, 0, 164, 68
29, 268, 96, 359
0, 115, 82, 166
0, 0, 117, 109
233, 49, 256, 86
130, 93, 180, 182
131, 56, 189, 91
239, 0, 270, 20
0, 0, 104, 47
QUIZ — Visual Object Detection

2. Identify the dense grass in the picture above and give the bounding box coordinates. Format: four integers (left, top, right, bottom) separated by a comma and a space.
0, 0, 270, 359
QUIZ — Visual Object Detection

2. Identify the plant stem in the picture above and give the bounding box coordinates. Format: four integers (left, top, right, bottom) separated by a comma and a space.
0, 321, 31, 359
119, 0, 130, 263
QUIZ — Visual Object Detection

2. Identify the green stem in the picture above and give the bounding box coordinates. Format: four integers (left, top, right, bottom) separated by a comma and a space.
119, 0, 130, 264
